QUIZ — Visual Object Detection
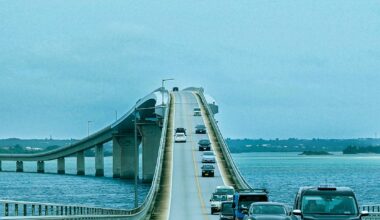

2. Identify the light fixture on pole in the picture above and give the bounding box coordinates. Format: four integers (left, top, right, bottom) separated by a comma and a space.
87, 120, 93, 137
161, 78, 174, 106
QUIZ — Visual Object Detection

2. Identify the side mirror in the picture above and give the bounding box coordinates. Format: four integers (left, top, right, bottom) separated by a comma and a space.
292, 209, 302, 216
360, 210, 369, 217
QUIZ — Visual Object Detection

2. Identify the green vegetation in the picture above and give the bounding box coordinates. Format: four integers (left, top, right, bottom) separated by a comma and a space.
299, 151, 332, 155
343, 145, 380, 154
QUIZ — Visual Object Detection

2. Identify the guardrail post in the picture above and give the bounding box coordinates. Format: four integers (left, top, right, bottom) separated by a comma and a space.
15, 203, 19, 216
0, 160, 2, 171
38, 205, 42, 216
95, 144, 104, 176
32, 204, 35, 215
5, 203, 9, 216
45, 205, 48, 215
23, 204, 27, 216
65, 206, 67, 215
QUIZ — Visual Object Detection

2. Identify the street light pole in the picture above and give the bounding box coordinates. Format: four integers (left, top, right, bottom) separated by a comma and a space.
134, 108, 138, 208
161, 78, 174, 106
87, 121, 92, 137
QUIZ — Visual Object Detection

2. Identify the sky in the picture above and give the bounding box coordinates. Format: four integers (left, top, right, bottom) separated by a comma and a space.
0, 1, 379, 139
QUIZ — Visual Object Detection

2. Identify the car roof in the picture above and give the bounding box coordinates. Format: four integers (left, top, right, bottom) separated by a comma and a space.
217, 185, 234, 189
196, 124, 205, 127
250, 202, 286, 206
298, 186, 355, 196
198, 139, 210, 143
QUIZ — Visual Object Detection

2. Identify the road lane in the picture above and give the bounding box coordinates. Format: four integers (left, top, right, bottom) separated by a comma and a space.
169, 91, 225, 220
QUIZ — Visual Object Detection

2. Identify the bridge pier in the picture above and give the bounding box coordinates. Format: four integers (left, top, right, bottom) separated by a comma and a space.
37, 161, 44, 173
16, 161, 23, 172
77, 150, 85, 175
57, 158, 65, 174
141, 124, 162, 182
112, 136, 121, 178
95, 144, 104, 177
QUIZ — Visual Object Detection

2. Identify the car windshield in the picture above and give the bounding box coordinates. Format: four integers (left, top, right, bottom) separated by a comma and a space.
194, 108, 200, 111
176, 133, 185, 137
238, 195, 268, 210
250, 204, 286, 215
217, 188, 235, 195
203, 152, 214, 156
221, 203, 234, 215
202, 165, 214, 169
212, 194, 228, 201
199, 140, 210, 145
301, 195, 358, 215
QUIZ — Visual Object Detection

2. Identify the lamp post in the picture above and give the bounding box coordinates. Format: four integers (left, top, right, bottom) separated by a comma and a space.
87, 120, 92, 137
161, 78, 174, 106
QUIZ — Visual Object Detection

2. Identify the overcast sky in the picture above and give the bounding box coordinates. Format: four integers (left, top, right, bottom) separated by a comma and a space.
1, 1, 379, 139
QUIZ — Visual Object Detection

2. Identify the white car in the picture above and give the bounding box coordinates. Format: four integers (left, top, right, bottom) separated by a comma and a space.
202, 151, 215, 163
210, 193, 228, 214
174, 132, 186, 143
214, 185, 235, 201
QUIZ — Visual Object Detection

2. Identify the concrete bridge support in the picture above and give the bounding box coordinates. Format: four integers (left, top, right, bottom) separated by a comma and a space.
112, 136, 121, 178
77, 150, 85, 175
113, 134, 141, 179
16, 161, 23, 172
141, 125, 162, 182
57, 158, 65, 174
37, 161, 44, 173
95, 144, 104, 177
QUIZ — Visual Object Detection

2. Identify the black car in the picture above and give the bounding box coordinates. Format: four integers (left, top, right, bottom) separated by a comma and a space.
244, 202, 291, 220
198, 139, 211, 151
292, 185, 369, 220
172, 87, 179, 91
201, 164, 215, 177
220, 201, 234, 220
175, 127, 186, 135
195, 124, 207, 134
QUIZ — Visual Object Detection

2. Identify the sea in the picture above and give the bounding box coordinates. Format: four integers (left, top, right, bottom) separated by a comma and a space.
0, 152, 379, 209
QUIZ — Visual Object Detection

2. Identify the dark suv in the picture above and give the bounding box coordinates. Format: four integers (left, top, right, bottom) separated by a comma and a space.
292, 186, 369, 220
232, 189, 269, 220
195, 124, 207, 134
198, 139, 211, 151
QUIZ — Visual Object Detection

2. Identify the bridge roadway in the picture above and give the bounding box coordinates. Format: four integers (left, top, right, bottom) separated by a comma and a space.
169, 91, 226, 220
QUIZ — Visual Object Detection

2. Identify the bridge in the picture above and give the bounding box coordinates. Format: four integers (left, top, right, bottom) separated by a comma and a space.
0, 88, 379, 219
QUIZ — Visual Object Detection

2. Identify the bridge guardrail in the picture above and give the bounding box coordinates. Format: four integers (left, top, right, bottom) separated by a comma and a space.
196, 91, 251, 189
0, 94, 171, 220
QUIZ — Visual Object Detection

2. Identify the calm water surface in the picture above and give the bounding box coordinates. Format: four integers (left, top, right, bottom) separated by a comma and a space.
232, 152, 380, 206
0, 157, 150, 209
1, 152, 379, 209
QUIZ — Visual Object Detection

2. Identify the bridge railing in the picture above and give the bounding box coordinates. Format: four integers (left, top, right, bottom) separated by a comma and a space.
196, 90, 251, 189
362, 205, 380, 219
0, 199, 129, 217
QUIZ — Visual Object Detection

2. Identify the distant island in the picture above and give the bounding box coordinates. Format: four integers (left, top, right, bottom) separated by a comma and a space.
299, 151, 332, 156
226, 138, 380, 153
343, 145, 380, 154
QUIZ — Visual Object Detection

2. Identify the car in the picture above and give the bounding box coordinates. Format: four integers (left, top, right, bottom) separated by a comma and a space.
175, 127, 186, 136
174, 133, 186, 143
215, 186, 235, 201
292, 185, 369, 220
172, 87, 179, 91
232, 189, 269, 220
243, 202, 291, 220
201, 164, 215, 177
220, 201, 234, 220
202, 151, 216, 163
210, 193, 228, 214
198, 139, 211, 151
194, 107, 201, 116
195, 124, 207, 134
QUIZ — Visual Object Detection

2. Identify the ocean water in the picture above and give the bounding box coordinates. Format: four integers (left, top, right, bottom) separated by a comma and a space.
1, 152, 379, 210
0, 157, 150, 209
231, 152, 380, 206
